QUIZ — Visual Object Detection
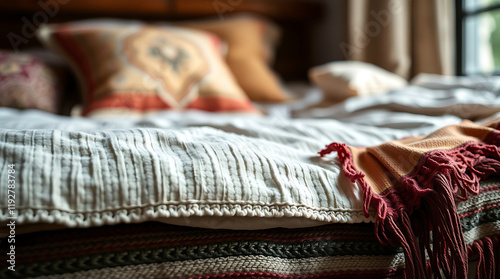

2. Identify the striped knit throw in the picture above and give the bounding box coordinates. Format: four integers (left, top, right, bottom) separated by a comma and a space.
320, 120, 500, 279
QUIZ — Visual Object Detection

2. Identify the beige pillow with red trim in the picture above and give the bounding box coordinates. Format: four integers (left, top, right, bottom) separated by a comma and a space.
38, 19, 257, 117
180, 15, 288, 103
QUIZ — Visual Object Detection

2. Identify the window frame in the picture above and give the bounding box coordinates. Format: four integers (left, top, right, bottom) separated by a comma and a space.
456, 0, 500, 75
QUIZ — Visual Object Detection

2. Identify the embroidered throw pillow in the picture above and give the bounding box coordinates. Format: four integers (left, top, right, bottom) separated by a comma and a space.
0, 50, 65, 113
180, 15, 288, 103
38, 19, 257, 117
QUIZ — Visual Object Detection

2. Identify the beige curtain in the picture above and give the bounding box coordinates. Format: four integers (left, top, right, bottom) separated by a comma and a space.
342, 0, 455, 79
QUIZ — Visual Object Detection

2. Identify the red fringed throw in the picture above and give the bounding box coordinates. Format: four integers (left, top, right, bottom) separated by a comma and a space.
319, 120, 500, 278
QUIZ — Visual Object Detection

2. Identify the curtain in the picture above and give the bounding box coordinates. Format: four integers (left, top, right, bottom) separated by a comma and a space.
342, 0, 455, 79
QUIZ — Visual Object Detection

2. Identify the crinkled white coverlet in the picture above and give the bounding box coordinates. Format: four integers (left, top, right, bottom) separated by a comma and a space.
2, 77, 499, 232
0, 110, 392, 232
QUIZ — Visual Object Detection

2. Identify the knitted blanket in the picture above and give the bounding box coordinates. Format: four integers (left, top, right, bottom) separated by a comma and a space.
320, 120, 500, 278
2, 178, 499, 279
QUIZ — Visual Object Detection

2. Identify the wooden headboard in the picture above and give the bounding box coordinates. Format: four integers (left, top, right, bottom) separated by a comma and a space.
0, 0, 323, 81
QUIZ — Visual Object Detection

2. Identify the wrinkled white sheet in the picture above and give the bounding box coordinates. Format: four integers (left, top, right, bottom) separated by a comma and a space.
1, 75, 499, 232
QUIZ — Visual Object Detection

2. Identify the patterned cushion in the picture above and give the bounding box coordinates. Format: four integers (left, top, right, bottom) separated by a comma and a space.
0, 50, 64, 113
38, 20, 257, 117
180, 15, 288, 103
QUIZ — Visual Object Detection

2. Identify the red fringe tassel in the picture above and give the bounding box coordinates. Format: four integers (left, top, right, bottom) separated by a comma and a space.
319, 130, 500, 279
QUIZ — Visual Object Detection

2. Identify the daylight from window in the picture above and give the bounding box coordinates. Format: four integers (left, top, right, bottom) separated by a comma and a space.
464, 0, 500, 74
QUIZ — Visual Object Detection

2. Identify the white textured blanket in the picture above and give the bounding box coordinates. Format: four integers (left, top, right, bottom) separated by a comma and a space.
1, 76, 500, 233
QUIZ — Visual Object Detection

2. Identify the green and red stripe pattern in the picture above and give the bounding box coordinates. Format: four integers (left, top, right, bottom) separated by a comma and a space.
1, 179, 499, 279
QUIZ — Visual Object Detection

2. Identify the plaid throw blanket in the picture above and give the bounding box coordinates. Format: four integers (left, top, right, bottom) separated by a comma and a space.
320, 120, 500, 279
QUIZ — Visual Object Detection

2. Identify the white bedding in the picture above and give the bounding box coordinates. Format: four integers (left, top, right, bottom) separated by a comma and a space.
1, 75, 500, 233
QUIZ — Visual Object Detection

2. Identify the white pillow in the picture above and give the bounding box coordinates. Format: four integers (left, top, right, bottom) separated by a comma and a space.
309, 61, 408, 102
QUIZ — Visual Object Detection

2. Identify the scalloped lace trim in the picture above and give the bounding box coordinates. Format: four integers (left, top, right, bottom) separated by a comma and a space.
1, 203, 375, 228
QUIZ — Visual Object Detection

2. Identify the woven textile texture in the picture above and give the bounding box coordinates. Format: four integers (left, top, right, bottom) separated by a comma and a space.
1, 178, 499, 278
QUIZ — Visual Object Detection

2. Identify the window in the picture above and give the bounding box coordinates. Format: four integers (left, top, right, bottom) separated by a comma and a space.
456, 0, 500, 75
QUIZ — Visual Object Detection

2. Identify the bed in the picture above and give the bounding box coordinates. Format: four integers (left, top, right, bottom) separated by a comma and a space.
1, 1, 500, 279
